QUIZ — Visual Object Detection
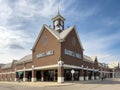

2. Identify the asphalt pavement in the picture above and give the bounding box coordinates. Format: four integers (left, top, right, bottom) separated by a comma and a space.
0, 78, 120, 90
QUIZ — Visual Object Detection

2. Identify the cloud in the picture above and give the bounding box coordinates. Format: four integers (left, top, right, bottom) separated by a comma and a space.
0, 0, 13, 25
0, 25, 34, 62
0, 26, 32, 49
11, 0, 59, 18
0, 0, 62, 63
63, 2, 100, 23
81, 29, 120, 63
0, 0, 119, 64
8, 44, 24, 49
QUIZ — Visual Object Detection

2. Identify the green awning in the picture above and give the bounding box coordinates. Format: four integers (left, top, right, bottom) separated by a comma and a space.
18, 71, 23, 77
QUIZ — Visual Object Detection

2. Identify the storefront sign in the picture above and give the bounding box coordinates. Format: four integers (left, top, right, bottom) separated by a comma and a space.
36, 50, 54, 58
64, 49, 81, 59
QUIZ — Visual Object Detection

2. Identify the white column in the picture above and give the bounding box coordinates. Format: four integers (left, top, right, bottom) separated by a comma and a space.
15, 78, 17, 81
41, 77, 44, 81
58, 77, 64, 83
92, 72, 94, 80
41, 71, 44, 82
23, 78, 27, 82
85, 76, 88, 80
79, 76, 84, 81
57, 61, 64, 83
32, 77, 36, 82
112, 72, 114, 78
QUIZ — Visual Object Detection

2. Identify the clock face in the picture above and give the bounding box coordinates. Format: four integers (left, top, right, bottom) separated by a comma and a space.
55, 20, 58, 26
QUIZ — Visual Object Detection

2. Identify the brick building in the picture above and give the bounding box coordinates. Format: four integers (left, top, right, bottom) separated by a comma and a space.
0, 13, 120, 83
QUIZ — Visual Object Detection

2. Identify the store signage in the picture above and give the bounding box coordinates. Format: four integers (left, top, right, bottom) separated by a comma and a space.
64, 49, 81, 59
36, 50, 54, 58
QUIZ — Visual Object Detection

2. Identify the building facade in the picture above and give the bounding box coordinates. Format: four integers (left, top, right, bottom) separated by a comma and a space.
0, 13, 120, 83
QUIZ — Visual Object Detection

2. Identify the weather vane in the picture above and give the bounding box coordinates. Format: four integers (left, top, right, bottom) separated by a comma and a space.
58, 0, 60, 14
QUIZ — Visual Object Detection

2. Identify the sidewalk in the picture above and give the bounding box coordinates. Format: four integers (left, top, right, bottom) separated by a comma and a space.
0, 78, 117, 87
0, 81, 74, 87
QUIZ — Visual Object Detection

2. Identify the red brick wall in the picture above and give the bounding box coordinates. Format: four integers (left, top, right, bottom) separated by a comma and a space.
16, 64, 24, 70
25, 62, 32, 69
61, 29, 83, 66
33, 28, 60, 67
83, 60, 94, 69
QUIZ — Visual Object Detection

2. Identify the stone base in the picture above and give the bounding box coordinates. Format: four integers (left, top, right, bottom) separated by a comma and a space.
92, 76, 94, 80
10, 78, 12, 81
41, 77, 44, 82
79, 76, 84, 81
58, 77, 64, 83
32, 78, 36, 82
96, 76, 99, 80
85, 76, 88, 80
23, 78, 27, 82
15, 78, 18, 81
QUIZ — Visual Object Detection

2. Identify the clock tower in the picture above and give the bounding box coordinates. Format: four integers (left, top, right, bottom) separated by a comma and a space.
52, 12, 65, 33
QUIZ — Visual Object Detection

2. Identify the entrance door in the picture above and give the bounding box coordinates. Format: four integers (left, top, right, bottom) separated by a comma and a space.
88, 71, 92, 80
44, 70, 54, 81
27, 71, 32, 81
73, 70, 79, 81
36, 71, 41, 81
18, 71, 23, 80
64, 69, 72, 81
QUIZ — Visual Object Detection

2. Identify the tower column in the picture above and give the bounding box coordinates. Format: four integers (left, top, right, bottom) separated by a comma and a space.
32, 65, 36, 82
15, 69, 18, 81
23, 69, 27, 82
41, 70, 44, 81
79, 69, 84, 81
85, 70, 88, 80
92, 71, 94, 80
58, 66, 64, 83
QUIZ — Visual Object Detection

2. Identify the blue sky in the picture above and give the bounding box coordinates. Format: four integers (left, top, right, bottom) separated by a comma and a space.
0, 0, 120, 64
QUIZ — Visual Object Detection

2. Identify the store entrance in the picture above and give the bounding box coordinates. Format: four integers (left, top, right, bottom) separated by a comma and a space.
27, 71, 32, 81
88, 71, 92, 80
36, 70, 41, 81
64, 69, 79, 81
44, 70, 57, 81
73, 70, 79, 81
64, 69, 72, 81
17, 71, 23, 81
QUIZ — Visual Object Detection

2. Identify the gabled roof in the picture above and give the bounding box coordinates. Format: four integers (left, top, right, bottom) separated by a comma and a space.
1, 60, 17, 69
2, 63, 12, 69
60, 26, 74, 39
0, 64, 5, 67
83, 55, 97, 63
83, 55, 94, 63
16, 54, 32, 65
32, 24, 60, 50
108, 61, 119, 69
52, 13, 65, 21
91, 56, 97, 62
32, 24, 84, 50
98, 62, 108, 68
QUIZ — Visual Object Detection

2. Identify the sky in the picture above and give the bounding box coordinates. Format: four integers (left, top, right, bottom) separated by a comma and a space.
0, 0, 120, 64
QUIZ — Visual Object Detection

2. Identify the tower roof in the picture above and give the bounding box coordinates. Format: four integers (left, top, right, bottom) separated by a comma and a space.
52, 12, 65, 21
